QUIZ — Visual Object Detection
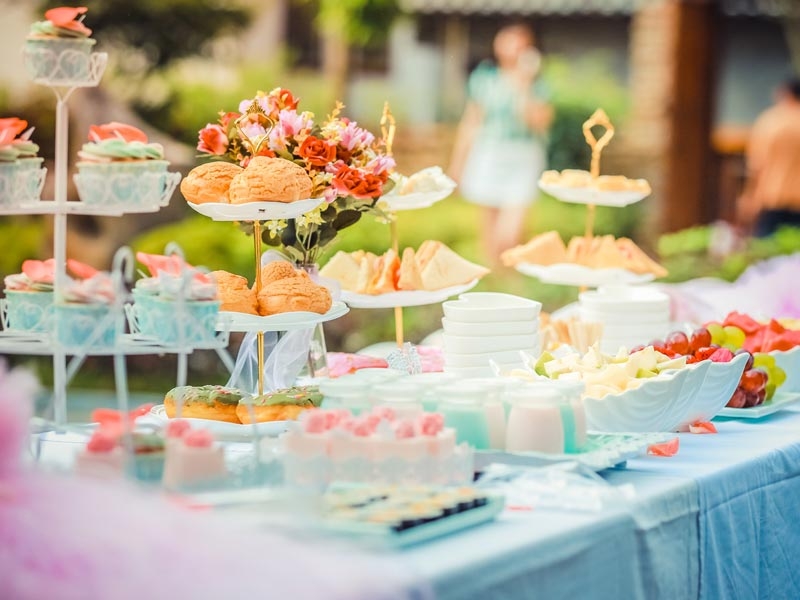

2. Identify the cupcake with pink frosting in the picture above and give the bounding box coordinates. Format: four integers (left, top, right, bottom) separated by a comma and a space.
55, 264, 119, 349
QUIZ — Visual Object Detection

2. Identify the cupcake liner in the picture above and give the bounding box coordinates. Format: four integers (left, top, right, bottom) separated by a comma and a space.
55, 303, 118, 349
74, 163, 179, 210
24, 37, 97, 83
131, 292, 219, 344
3, 290, 54, 331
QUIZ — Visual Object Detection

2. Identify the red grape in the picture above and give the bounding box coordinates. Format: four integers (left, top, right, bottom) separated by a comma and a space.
727, 387, 747, 408
690, 328, 712, 353
754, 388, 767, 406
649, 339, 665, 349
744, 391, 760, 408
734, 349, 754, 371
740, 368, 768, 393
665, 331, 690, 355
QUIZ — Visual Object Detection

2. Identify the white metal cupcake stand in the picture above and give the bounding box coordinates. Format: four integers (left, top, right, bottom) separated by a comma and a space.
0, 46, 230, 426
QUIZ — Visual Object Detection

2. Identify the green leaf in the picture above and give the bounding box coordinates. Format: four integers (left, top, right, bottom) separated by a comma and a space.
281, 221, 297, 246
333, 210, 362, 231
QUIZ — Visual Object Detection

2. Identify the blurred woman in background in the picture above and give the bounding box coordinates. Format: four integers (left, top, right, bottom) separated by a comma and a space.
449, 23, 553, 265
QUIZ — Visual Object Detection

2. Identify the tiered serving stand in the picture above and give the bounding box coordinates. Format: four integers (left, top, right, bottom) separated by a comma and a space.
516, 109, 653, 288
186, 200, 350, 395
0, 43, 230, 426
338, 104, 468, 347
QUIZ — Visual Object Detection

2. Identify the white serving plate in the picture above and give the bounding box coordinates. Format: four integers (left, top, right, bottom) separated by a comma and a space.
578, 308, 669, 326
442, 332, 540, 355
539, 182, 650, 207
475, 431, 676, 472
579, 286, 670, 311
516, 263, 655, 287
146, 405, 288, 440
382, 185, 456, 212
716, 391, 800, 419
443, 292, 542, 323
773, 346, 800, 394
187, 197, 324, 222
677, 353, 748, 428
341, 280, 478, 309
583, 365, 700, 433
441, 317, 539, 337
215, 301, 349, 332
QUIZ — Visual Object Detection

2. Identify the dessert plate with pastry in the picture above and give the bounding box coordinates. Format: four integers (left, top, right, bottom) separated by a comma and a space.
381, 167, 457, 211
320, 241, 490, 309
539, 169, 651, 207
503, 231, 666, 287
146, 384, 323, 440
181, 157, 325, 221
211, 262, 349, 332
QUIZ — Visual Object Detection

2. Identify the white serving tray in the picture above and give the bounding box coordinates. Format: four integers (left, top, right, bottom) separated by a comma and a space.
341, 280, 479, 309
539, 182, 649, 207
516, 262, 655, 287
216, 301, 349, 332
187, 197, 324, 222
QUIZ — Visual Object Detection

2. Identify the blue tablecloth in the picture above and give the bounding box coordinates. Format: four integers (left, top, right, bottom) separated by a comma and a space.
402, 405, 800, 600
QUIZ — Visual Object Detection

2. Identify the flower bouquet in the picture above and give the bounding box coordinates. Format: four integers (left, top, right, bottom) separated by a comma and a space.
196, 87, 395, 266
131, 251, 219, 345
0, 118, 45, 206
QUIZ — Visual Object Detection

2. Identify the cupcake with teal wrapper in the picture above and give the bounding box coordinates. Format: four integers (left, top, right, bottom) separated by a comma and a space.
55, 262, 119, 350
132, 251, 219, 346
24, 6, 96, 83
2, 259, 56, 332
74, 122, 179, 210
0, 117, 45, 206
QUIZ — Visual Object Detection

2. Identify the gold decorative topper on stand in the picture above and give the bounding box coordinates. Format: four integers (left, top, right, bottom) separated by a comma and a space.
235, 99, 276, 396
381, 102, 404, 347
581, 108, 615, 240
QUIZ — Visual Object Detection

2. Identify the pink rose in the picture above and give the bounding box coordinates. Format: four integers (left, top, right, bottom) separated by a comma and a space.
197, 124, 228, 155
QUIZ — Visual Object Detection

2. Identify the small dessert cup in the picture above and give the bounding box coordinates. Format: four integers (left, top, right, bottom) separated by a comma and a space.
74, 160, 173, 210
55, 302, 118, 349
15, 158, 46, 204
24, 37, 97, 83
3, 290, 54, 332
0, 162, 21, 206
133, 294, 220, 345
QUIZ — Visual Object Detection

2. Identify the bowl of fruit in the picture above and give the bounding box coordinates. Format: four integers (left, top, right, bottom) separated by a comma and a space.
520, 345, 698, 432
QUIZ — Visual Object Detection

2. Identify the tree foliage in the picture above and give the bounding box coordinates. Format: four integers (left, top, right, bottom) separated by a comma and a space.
303, 0, 399, 45
37, 0, 251, 71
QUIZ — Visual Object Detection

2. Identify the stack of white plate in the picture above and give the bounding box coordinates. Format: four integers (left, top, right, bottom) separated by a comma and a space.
579, 285, 670, 354
441, 292, 542, 377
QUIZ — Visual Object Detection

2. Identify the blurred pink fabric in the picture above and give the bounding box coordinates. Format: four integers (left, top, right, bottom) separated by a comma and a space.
0, 361, 431, 600
659, 253, 800, 325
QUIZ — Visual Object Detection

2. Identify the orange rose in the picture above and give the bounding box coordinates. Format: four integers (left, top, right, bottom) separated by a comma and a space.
197, 124, 228, 156
332, 165, 384, 199
297, 135, 336, 167
269, 88, 299, 112
218, 111, 240, 129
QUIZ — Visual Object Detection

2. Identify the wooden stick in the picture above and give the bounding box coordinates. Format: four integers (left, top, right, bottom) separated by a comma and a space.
253, 220, 265, 395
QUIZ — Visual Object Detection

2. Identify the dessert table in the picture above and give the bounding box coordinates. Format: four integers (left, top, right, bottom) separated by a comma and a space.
402, 405, 800, 600
31, 404, 800, 599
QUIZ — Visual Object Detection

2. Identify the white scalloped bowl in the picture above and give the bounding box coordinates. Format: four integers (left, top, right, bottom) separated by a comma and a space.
677, 353, 748, 429
443, 293, 542, 323
442, 332, 540, 354
441, 317, 539, 337
444, 349, 530, 368
773, 346, 800, 394
583, 367, 693, 433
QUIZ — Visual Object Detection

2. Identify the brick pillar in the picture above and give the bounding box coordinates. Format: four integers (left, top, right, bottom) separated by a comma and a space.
624, 0, 715, 237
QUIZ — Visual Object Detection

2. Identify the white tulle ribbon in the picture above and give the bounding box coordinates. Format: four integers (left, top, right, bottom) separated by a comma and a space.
226, 329, 314, 395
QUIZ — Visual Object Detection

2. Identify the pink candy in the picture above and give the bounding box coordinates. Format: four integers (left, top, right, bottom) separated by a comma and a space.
165, 419, 191, 439
303, 410, 328, 434
394, 420, 416, 440
371, 406, 396, 422
351, 417, 373, 437
86, 430, 117, 453
183, 429, 214, 448
417, 413, 444, 436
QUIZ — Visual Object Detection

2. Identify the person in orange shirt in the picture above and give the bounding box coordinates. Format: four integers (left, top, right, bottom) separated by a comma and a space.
738, 78, 800, 237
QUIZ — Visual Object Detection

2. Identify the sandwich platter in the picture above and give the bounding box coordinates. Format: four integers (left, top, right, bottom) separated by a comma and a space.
341, 280, 479, 309
516, 263, 654, 287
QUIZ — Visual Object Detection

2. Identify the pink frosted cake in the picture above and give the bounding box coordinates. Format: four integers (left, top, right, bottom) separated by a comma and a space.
74, 428, 126, 479
162, 420, 227, 490
279, 407, 469, 486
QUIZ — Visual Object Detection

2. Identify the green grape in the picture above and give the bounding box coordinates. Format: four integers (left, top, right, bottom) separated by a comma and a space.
753, 354, 777, 369
722, 326, 745, 350
766, 382, 777, 401
771, 364, 787, 387
707, 323, 726, 346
